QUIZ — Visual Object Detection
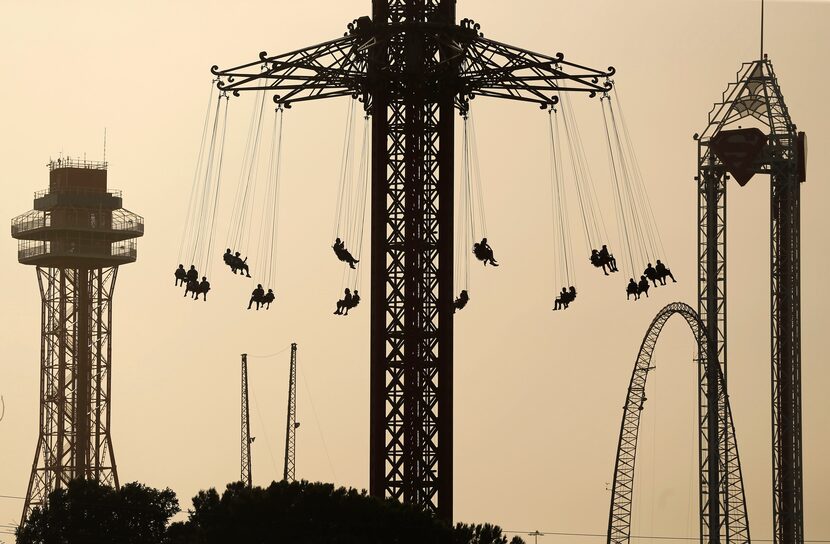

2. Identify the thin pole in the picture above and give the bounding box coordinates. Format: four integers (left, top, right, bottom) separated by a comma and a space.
283, 343, 298, 482
241, 354, 252, 487
759, 0, 764, 60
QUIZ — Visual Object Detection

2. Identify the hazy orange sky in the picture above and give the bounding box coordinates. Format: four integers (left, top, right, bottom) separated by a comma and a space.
0, 0, 828, 541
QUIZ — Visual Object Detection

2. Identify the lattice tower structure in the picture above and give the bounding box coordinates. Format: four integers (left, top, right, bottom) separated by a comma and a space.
698, 58, 805, 544
241, 353, 253, 487
212, 0, 613, 520
11, 159, 144, 525
283, 343, 298, 482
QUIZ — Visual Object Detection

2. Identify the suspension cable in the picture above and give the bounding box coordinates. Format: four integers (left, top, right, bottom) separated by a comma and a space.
179, 80, 217, 265
601, 96, 637, 279
202, 94, 230, 279
548, 107, 574, 289
191, 91, 226, 271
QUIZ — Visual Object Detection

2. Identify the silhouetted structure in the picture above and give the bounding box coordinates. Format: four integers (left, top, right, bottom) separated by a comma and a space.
607, 303, 749, 544
697, 56, 805, 544
11, 158, 144, 525
211, 0, 613, 520
609, 55, 807, 544
283, 343, 299, 482
241, 354, 253, 488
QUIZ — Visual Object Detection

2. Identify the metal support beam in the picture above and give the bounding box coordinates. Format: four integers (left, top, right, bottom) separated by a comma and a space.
241, 353, 252, 488
22, 267, 120, 525
283, 343, 299, 482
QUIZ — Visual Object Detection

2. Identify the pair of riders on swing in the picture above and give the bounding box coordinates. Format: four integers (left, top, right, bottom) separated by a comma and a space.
627, 260, 676, 300
334, 288, 361, 315
248, 284, 275, 310
552, 286, 577, 310
590, 245, 618, 275
223, 249, 251, 277
174, 264, 211, 301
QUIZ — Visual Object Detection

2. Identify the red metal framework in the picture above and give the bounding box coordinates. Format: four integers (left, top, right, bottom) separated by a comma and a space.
12, 164, 142, 525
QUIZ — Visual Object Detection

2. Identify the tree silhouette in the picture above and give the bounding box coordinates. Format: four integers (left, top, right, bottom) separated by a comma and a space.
168, 480, 524, 544
17, 479, 179, 544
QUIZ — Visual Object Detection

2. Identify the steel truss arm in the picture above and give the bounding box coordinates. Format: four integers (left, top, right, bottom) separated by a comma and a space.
211, 18, 614, 109
212, 34, 369, 106
456, 21, 614, 107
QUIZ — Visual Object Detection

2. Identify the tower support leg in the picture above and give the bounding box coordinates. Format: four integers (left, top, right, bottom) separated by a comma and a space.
21, 267, 119, 526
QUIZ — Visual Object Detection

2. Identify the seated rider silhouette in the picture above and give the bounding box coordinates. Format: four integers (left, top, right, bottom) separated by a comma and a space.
638, 275, 650, 298
473, 237, 499, 266
655, 260, 677, 285
600, 245, 618, 272
332, 237, 360, 269
453, 290, 469, 313
590, 246, 618, 276
334, 288, 352, 315
195, 277, 210, 301
248, 284, 265, 310
184, 278, 199, 299
261, 289, 275, 310
186, 265, 199, 285
553, 286, 577, 310
174, 264, 187, 286
626, 278, 639, 300
231, 252, 251, 278
223, 249, 234, 267
644, 263, 658, 288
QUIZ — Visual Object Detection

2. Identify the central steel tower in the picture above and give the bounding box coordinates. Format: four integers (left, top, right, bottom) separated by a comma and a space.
11, 159, 144, 524
212, 0, 613, 520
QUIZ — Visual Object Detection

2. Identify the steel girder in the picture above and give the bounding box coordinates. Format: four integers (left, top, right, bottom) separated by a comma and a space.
606, 303, 750, 544
697, 59, 803, 544
22, 267, 120, 525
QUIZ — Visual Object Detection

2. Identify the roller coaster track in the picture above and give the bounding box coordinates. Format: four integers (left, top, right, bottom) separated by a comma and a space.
607, 302, 750, 544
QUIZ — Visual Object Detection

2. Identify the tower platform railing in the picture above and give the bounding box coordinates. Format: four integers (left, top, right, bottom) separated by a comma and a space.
11, 208, 144, 238
17, 237, 137, 264
33, 187, 122, 199
46, 158, 108, 171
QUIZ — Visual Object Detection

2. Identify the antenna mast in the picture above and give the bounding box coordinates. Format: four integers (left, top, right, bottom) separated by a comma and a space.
758, 0, 764, 60
283, 343, 299, 482
241, 353, 253, 488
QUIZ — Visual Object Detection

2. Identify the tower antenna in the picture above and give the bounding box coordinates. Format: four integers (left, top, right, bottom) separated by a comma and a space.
103, 128, 107, 163
759, 0, 764, 60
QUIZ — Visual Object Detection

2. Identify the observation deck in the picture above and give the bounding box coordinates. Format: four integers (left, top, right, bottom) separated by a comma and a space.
11, 159, 144, 268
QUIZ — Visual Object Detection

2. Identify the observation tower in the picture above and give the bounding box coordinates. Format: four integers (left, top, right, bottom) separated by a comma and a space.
11, 158, 144, 524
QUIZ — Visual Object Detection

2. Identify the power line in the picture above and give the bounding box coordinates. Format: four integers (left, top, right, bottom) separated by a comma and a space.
247, 344, 292, 359
503, 530, 830, 543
